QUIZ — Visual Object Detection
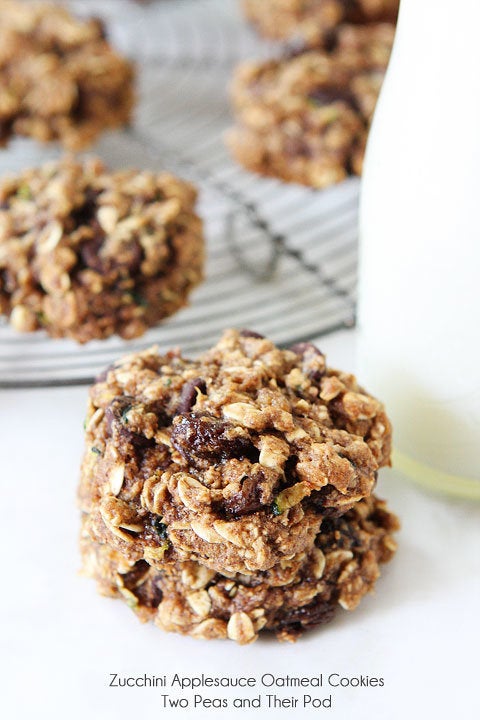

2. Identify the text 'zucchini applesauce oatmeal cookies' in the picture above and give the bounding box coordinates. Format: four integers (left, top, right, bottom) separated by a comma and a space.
227, 23, 395, 188
0, 157, 204, 343
0, 0, 135, 149
79, 329, 398, 642
241, 0, 399, 45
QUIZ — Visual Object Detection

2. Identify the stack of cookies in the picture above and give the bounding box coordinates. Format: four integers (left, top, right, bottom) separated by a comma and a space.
0, 1, 399, 644
79, 329, 399, 643
228, 1, 399, 188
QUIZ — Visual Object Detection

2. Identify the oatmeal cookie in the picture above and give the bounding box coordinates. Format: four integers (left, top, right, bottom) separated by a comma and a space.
227, 23, 394, 188
80, 494, 399, 643
78, 329, 391, 574
242, 0, 399, 45
0, 0, 134, 149
0, 157, 204, 342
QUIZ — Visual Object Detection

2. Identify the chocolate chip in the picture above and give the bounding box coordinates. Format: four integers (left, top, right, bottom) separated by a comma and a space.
121, 560, 150, 589
1, 267, 14, 294
74, 190, 109, 272
289, 342, 326, 383
322, 513, 363, 549
146, 400, 171, 429
328, 396, 347, 428
283, 455, 299, 486
222, 469, 269, 518
95, 363, 116, 383
284, 136, 313, 158
122, 562, 163, 609
282, 39, 309, 60
105, 396, 156, 450
322, 28, 339, 53
135, 579, 163, 609
118, 240, 143, 273
106, 397, 169, 434
239, 329, 265, 339
176, 377, 206, 415
277, 599, 336, 631
318, 517, 335, 534
105, 396, 135, 432
91, 18, 107, 40
81, 235, 143, 274
75, 188, 143, 274
71, 189, 100, 229
171, 413, 258, 467
0, 119, 14, 144
79, 236, 105, 273
308, 486, 345, 518
369, 505, 394, 532
308, 86, 359, 112
282, 27, 337, 59
127, 433, 156, 451
289, 342, 323, 357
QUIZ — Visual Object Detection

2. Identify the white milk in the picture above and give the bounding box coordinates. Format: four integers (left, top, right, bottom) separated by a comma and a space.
357, 0, 480, 497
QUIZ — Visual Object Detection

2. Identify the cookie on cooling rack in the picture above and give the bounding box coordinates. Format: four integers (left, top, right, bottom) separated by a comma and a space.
0, 157, 204, 343
80, 494, 399, 643
241, 0, 398, 45
227, 23, 394, 188
78, 329, 392, 576
0, 0, 134, 149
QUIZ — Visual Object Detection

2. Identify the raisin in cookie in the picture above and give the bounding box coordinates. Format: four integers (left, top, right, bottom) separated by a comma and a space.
227, 23, 395, 188
80, 494, 399, 643
242, 0, 398, 45
0, 0, 134, 149
78, 330, 391, 575
0, 157, 204, 342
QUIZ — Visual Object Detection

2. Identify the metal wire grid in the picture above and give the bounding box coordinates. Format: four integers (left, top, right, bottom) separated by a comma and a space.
0, 0, 359, 388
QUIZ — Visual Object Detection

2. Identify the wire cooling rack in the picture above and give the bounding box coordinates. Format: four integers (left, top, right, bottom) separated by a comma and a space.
0, 0, 359, 388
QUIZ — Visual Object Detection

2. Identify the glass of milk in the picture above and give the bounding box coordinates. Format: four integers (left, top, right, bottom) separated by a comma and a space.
357, 0, 480, 498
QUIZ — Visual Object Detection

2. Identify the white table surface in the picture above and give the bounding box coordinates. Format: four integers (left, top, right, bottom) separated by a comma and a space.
1, 329, 479, 720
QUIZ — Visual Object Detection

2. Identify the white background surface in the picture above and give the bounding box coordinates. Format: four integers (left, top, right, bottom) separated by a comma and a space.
1, 330, 479, 720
